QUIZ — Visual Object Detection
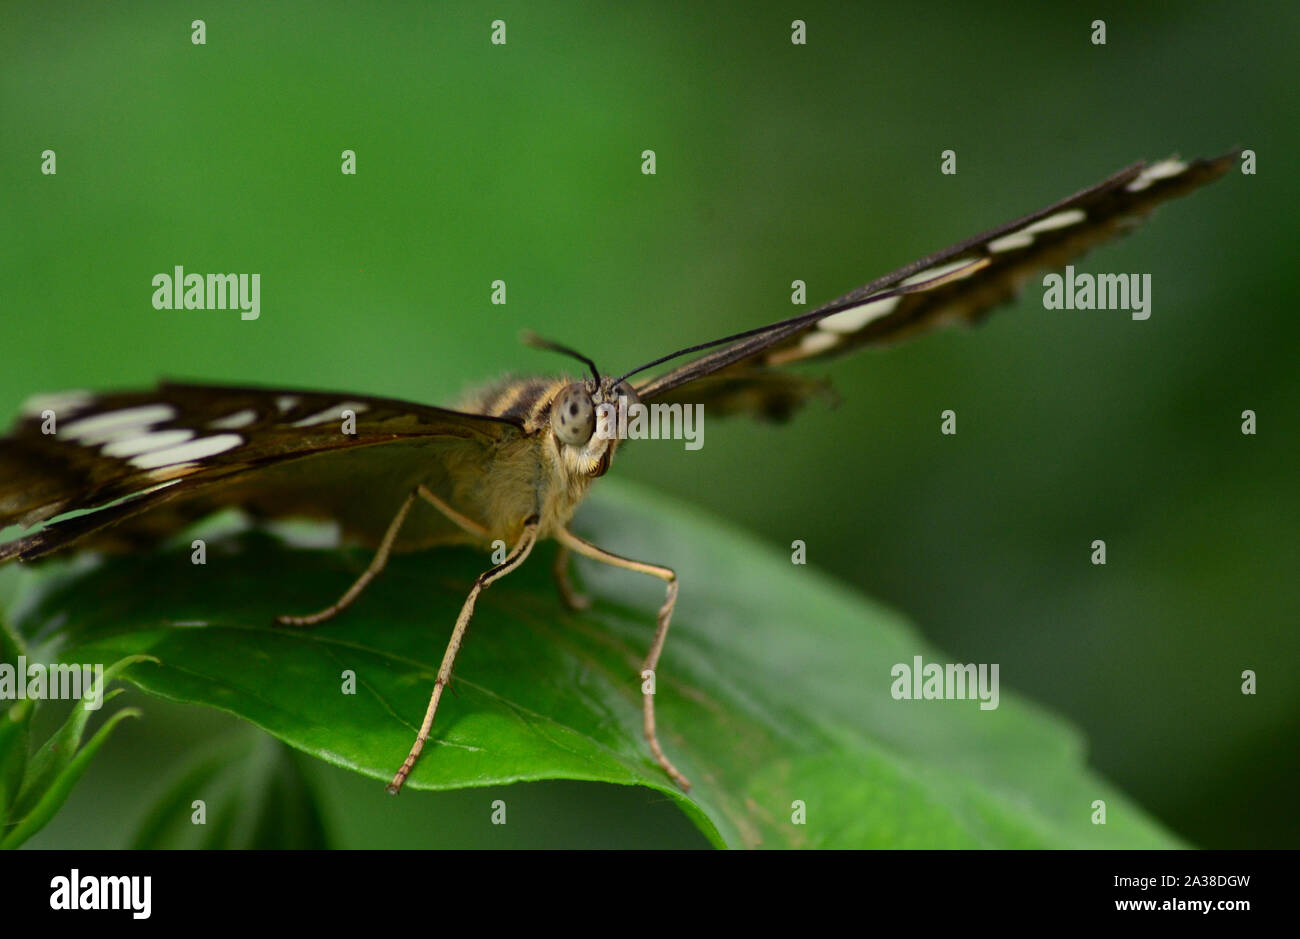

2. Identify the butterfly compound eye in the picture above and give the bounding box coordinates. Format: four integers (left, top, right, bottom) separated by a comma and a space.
552, 383, 596, 446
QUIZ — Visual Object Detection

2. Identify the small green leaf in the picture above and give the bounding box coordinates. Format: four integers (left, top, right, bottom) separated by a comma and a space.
0, 703, 31, 826
10, 481, 1180, 848
0, 706, 140, 849
130, 730, 330, 849
0, 617, 32, 824
8, 654, 157, 824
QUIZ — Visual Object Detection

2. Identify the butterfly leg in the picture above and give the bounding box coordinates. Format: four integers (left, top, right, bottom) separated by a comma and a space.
388, 514, 540, 794
415, 484, 489, 538
274, 491, 418, 627
554, 527, 691, 791
275, 485, 489, 627
552, 544, 591, 611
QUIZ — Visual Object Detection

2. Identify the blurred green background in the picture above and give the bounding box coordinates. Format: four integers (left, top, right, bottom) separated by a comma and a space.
2, 0, 1295, 848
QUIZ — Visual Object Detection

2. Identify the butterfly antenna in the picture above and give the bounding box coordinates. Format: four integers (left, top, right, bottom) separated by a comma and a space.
519, 330, 601, 385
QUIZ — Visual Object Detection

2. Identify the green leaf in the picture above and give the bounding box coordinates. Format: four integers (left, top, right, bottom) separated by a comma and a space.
0, 705, 30, 827
0, 617, 32, 824
8, 655, 157, 824
0, 653, 153, 847
130, 730, 330, 849
0, 706, 140, 849
8, 481, 1179, 848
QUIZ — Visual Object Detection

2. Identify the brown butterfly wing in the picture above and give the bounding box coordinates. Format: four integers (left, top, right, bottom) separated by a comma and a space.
0, 383, 524, 562
634, 152, 1237, 418
640, 371, 837, 423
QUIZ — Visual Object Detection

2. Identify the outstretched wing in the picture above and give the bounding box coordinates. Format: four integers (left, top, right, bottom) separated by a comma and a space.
635, 152, 1237, 417
0, 382, 524, 562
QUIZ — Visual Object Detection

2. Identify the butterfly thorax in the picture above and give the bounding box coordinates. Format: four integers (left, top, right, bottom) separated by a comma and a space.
457, 375, 567, 433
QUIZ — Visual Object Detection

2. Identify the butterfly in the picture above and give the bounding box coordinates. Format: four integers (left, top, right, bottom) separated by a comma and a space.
0, 151, 1236, 793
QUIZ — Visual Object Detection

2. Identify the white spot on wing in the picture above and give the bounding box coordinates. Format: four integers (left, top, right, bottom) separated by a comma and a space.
208, 408, 258, 430
62, 405, 177, 445
21, 390, 95, 418
102, 429, 195, 458
128, 433, 243, 469
142, 464, 200, 482
986, 208, 1087, 254
799, 331, 841, 355
1125, 158, 1187, 193
138, 477, 185, 495
987, 231, 1035, 253
899, 256, 977, 284
894, 253, 993, 287
1022, 208, 1086, 235
290, 401, 370, 428
275, 396, 300, 413
818, 295, 901, 333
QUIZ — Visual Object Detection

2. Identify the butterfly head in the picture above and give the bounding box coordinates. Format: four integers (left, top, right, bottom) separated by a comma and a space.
550, 377, 639, 478
518, 331, 641, 478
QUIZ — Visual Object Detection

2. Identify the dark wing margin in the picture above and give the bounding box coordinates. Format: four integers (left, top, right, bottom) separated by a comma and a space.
0, 382, 523, 562
645, 371, 837, 422
633, 151, 1238, 416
